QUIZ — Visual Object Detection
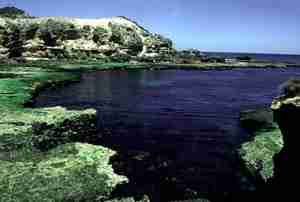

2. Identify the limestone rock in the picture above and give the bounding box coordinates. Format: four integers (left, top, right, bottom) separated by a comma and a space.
0, 11, 174, 61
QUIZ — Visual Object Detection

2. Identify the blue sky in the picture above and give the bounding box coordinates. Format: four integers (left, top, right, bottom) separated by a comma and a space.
6, 0, 300, 54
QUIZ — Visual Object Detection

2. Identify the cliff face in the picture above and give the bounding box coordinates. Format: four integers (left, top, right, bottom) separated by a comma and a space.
0, 12, 174, 61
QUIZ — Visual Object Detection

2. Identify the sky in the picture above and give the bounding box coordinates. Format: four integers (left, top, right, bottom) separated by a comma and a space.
4, 0, 300, 54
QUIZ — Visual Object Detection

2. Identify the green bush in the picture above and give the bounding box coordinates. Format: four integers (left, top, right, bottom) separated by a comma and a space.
0, 6, 26, 18
109, 24, 124, 44
125, 31, 143, 56
92, 27, 108, 44
154, 34, 173, 48
39, 19, 77, 46
24, 23, 39, 40
63, 28, 81, 40
109, 24, 143, 56
3, 23, 25, 58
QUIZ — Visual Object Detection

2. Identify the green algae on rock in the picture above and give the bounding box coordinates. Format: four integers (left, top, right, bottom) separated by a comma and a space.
0, 143, 128, 202
0, 107, 97, 154
238, 108, 283, 181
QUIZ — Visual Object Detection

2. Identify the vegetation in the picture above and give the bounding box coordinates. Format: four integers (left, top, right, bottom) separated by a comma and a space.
92, 27, 109, 45
1, 23, 25, 58
0, 6, 28, 18
23, 23, 39, 40
239, 108, 283, 181
0, 143, 127, 201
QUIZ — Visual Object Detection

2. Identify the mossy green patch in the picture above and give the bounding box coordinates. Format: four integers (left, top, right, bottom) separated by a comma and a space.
0, 143, 128, 202
0, 78, 33, 107
239, 127, 283, 181
238, 108, 285, 181
0, 107, 97, 154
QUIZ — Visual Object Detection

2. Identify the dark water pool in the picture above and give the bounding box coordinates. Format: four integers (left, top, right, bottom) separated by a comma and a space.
34, 67, 300, 201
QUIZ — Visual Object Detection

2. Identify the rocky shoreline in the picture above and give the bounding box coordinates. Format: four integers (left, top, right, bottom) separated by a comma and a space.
1, 6, 299, 202
1, 60, 300, 201
0, 62, 135, 201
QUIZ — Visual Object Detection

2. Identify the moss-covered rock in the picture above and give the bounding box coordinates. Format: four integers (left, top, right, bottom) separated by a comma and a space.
239, 128, 283, 181
0, 143, 128, 201
0, 107, 97, 153
238, 108, 283, 181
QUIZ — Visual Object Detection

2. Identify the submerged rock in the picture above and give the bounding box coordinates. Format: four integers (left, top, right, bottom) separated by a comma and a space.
0, 143, 128, 201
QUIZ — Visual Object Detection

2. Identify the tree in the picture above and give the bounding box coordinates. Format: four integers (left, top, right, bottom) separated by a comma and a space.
0, 6, 27, 18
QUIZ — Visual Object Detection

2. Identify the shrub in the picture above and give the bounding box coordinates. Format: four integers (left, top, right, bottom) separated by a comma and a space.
3, 23, 25, 58
125, 31, 143, 56
82, 25, 92, 39
39, 19, 76, 46
109, 24, 143, 56
0, 6, 26, 18
154, 34, 173, 48
63, 28, 81, 40
109, 24, 124, 44
24, 23, 39, 40
92, 27, 108, 44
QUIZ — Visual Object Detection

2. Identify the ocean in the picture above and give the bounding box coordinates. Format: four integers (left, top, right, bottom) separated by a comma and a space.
203, 52, 300, 64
